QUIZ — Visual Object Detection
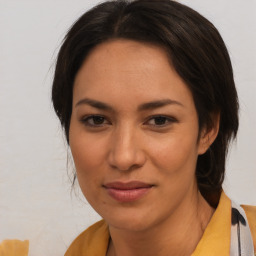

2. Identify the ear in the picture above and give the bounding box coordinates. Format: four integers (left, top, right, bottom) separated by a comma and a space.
198, 112, 220, 155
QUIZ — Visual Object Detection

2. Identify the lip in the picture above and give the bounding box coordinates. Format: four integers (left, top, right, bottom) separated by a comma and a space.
103, 181, 153, 202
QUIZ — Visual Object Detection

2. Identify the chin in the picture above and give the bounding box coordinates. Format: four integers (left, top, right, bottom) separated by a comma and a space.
109, 218, 153, 232
101, 207, 159, 232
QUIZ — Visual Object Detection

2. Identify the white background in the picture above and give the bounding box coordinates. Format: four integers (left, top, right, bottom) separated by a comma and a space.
0, 0, 255, 255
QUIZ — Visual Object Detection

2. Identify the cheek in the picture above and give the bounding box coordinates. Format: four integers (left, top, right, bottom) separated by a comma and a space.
70, 138, 106, 207
149, 134, 199, 206
69, 122, 106, 168
71, 142, 106, 187
71, 141, 103, 170
69, 126, 107, 192
149, 132, 199, 176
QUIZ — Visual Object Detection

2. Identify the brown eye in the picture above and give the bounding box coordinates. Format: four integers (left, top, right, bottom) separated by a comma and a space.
146, 115, 177, 127
81, 115, 109, 127
153, 116, 168, 125
91, 116, 105, 125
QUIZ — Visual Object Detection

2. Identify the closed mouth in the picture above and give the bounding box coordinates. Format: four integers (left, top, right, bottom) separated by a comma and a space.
103, 181, 154, 202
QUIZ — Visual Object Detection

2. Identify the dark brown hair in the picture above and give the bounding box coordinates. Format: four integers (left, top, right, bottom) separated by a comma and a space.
52, 0, 239, 204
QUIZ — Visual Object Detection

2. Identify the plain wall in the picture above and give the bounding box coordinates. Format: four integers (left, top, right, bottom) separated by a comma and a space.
0, 0, 255, 255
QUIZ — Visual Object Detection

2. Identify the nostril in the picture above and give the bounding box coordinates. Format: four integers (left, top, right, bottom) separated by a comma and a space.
107, 148, 146, 172
112, 163, 143, 172
107, 130, 146, 171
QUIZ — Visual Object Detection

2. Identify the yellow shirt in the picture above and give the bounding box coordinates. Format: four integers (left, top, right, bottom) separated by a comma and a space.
64, 192, 256, 256
0, 240, 29, 256
1, 192, 255, 255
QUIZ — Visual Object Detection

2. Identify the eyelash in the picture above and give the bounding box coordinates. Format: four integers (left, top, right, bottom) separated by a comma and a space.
145, 115, 177, 127
80, 115, 110, 127
80, 115, 177, 128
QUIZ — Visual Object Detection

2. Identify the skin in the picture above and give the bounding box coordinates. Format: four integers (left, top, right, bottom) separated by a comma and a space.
69, 39, 219, 256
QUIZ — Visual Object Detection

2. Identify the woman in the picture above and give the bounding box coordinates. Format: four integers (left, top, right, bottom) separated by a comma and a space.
1, 0, 254, 255
51, 0, 256, 255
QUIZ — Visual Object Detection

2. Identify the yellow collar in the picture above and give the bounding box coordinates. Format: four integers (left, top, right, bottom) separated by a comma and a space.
65, 191, 232, 256
192, 191, 231, 256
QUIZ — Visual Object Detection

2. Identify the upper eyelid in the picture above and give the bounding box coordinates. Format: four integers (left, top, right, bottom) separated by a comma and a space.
145, 115, 177, 122
148, 114, 175, 118
146, 115, 177, 126
79, 114, 177, 125
80, 115, 110, 125
80, 114, 175, 119
81, 114, 107, 119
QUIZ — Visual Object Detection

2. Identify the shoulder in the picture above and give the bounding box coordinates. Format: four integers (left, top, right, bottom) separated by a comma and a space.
64, 219, 110, 256
0, 239, 29, 256
241, 205, 256, 252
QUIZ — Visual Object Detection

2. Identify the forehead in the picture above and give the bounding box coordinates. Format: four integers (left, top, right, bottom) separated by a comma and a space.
75, 39, 172, 82
73, 39, 194, 109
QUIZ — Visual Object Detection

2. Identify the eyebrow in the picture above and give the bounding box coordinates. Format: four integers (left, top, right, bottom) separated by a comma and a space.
138, 99, 184, 111
75, 98, 184, 111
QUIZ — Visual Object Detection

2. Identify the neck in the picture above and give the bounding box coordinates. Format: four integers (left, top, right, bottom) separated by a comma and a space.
107, 189, 214, 256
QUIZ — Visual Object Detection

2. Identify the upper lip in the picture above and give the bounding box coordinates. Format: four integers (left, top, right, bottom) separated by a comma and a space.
103, 181, 153, 190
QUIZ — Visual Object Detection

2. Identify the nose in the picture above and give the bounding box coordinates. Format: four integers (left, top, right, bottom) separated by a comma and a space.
107, 126, 146, 172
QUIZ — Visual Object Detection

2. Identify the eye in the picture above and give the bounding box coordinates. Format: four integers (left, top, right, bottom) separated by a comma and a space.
81, 115, 110, 127
146, 115, 177, 127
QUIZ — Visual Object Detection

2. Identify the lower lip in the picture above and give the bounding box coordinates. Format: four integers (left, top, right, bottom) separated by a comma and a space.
105, 187, 152, 202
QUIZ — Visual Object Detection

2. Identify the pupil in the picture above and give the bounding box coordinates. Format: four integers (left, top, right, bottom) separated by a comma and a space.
93, 116, 104, 124
155, 117, 166, 125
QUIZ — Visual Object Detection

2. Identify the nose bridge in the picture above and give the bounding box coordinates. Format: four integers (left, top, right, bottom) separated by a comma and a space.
108, 122, 145, 171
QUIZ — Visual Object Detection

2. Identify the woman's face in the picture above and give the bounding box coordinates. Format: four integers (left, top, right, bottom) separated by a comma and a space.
69, 39, 209, 231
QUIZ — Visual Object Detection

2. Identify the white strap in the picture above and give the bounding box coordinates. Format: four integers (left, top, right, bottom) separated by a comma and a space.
230, 201, 255, 256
